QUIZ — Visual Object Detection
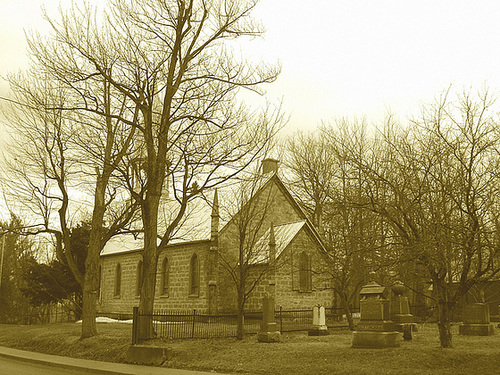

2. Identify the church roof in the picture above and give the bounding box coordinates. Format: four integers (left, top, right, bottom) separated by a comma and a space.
249, 220, 308, 265
100, 171, 277, 256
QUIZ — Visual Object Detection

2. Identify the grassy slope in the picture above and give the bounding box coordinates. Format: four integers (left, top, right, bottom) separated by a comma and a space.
0, 323, 499, 374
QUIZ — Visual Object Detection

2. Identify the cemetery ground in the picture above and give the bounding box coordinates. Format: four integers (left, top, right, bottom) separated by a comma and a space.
0, 323, 499, 374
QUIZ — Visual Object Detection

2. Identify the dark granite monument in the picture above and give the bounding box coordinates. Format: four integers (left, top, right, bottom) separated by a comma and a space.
459, 303, 494, 336
352, 281, 400, 348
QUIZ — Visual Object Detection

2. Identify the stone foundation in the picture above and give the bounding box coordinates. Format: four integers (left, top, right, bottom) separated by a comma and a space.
308, 327, 329, 336
459, 324, 494, 336
257, 331, 281, 342
125, 345, 171, 365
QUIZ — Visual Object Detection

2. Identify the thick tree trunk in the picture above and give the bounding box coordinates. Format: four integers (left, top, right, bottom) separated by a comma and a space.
139, 195, 161, 340
80, 260, 98, 338
80, 179, 106, 339
435, 280, 453, 348
340, 292, 355, 330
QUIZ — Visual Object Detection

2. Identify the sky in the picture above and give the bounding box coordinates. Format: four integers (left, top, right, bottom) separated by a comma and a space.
3, 1, 500, 132
1, 0, 500, 219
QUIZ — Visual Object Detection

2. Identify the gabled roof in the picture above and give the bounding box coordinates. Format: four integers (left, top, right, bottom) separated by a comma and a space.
249, 220, 307, 265
100, 171, 276, 256
100, 170, 327, 257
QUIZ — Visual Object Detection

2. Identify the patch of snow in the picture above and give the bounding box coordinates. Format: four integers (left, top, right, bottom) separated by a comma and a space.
75, 317, 133, 324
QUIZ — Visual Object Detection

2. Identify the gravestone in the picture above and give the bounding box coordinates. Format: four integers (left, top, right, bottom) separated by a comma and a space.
308, 305, 329, 336
352, 281, 400, 348
459, 303, 494, 336
390, 281, 417, 339
257, 295, 281, 342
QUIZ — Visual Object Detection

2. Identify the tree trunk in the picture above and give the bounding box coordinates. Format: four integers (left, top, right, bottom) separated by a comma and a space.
138, 195, 161, 340
80, 263, 98, 338
436, 280, 453, 348
80, 179, 107, 339
340, 292, 355, 330
236, 292, 245, 340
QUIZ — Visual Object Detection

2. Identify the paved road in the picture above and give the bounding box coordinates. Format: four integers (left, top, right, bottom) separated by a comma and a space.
0, 355, 89, 375
0, 346, 224, 375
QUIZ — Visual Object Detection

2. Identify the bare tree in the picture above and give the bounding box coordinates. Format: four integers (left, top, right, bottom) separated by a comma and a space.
4, 0, 281, 339
3, 62, 139, 338
285, 125, 390, 329
218, 169, 281, 339
345, 89, 500, 347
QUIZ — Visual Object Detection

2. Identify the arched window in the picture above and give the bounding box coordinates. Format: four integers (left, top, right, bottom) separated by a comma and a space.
161, 257, 169, 296
114, 263, 121, 297
136, 260, 143, 296
189, 253, 200, 296
299, 252, 311, 291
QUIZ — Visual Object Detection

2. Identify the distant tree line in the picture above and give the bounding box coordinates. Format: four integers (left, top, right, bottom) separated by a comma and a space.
284, 88, 500, 347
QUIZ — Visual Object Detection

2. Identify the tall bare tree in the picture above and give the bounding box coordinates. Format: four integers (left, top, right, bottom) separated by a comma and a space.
15, 0, 282, 339
218, 168, 281, 339
345, 89, 500, 347
286, 125, 392, 329
3, 55, 140, 338
4, 0, 281, 339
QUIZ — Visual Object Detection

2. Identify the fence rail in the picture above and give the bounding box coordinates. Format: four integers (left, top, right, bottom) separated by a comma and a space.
132, 306, 360, 342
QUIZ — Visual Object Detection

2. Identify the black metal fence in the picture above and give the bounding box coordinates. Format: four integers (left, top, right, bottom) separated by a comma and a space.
132, 306, 360, 342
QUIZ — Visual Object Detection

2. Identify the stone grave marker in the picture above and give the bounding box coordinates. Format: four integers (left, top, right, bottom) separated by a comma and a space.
308, 305, 329, 336
352, 281, 400, 348
390, 281, 417, 339
459, 303, 494, 336
257, 295, 281, 343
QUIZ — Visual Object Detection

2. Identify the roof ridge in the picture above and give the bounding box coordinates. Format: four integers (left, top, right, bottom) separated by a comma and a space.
274, 219, 306, 228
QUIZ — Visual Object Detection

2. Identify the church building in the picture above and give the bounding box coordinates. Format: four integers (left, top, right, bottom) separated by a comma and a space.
97, 159, 333, 314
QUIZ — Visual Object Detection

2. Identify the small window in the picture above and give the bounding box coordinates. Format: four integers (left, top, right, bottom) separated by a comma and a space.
162, 257, 169, 296
189, 253, 200, 296
299, 252, 311, 291
136, 260, 143, 296
114, 263, 121, 297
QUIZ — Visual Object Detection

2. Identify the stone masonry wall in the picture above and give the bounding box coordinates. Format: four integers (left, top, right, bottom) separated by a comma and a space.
216, 178, 305, 312
274, 228, 332, 309
98, 241, 211, 314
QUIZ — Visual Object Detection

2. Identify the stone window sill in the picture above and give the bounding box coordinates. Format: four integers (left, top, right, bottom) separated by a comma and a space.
299, 289, 312, 293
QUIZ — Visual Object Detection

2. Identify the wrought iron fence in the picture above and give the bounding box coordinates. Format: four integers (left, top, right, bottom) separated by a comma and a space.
131, 306, 361, 342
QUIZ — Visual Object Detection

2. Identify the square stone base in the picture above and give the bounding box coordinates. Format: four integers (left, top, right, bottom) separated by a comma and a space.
257, 331, 281, 343
352, 331, 401, 348
308, 328, 330, 336
125, 345, 170, 365
459, 324, 494, 336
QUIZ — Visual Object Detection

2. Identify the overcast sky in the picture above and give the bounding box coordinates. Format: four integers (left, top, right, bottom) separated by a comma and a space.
2, 1, 500, 134
1, 0, 500, 221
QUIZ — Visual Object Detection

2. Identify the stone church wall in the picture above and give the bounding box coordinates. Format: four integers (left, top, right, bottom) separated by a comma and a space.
98, 240, 211, 314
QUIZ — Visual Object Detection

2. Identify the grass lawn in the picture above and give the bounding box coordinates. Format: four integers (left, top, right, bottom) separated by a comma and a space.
0, 322, 499, 374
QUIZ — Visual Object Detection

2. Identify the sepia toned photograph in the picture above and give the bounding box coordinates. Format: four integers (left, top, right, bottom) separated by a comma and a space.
1, 1, 500, 373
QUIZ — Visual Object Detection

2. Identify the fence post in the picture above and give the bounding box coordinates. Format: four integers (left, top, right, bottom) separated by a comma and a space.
279, 306, 283, 332
132, 307, 139, 345
192, 309, 197, 338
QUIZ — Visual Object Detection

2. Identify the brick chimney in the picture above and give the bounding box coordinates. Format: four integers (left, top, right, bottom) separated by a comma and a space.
261, 158, 279, 174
